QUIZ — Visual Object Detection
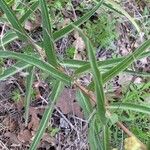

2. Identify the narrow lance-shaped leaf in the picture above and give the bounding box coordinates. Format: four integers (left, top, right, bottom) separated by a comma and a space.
0, 0, 45, 57
25, 66, 35, 126
108, 103, 150, 115
103, 39, 150, 83
0, 0, 103, 48
74, 26, 106, 125
53, 0, 104, 41
88, 39, 150, 90
76, 90, 93, 119
0, 1, 39, 48
39, 0, 57, 66
104, 0, 141, 33
88, 116, 103, 150
0, 0, 28, 40
29, 81, 63, 150
74, 50, 150, 75
19, 1, 39, 23
0, 61, 30, 81
102, 125, 110, 150
0, 51, 72, 83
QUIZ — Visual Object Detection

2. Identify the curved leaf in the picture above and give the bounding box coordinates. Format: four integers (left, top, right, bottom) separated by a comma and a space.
108, 103, 150, 114
0, 51, 71, 83
30, 81, 63, 150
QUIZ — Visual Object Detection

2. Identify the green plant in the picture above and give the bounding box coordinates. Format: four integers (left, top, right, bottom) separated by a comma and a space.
11, 89, 21, 102
0, 0, 149, 149
85, 13, 118, 48
0, 58, 4, 75
66, 46, 76, 59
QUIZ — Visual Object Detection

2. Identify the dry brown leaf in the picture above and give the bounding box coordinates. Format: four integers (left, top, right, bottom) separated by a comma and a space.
73, 32, 85, 52
42, 133, 56, 145
17, 129, 32, 143
24, 14, 41, 31
56, 88, 83, 118
28, 107, 40, 131
15, 98, 24, 111
4, 132, 21, 144
3, 117, 18, 131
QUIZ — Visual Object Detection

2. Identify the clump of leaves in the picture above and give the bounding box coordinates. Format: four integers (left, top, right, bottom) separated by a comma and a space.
11, 89, 21, 103
0, 0, 150, 149
85, 13, 118, 48
66, 46, 75, 59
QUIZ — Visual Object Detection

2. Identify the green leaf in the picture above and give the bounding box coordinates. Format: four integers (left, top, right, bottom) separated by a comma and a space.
53, 0, 104, 41
0, 1, 39, 48
88, 39, 150, 90
0, 51, 72, 83
108, 103, 150, 114
19, 1, 39, 23
29, 81, 63, 150
60, 59, 88, 68
0, 61, 30, 81
0, 30, 18, 48
75, 50, 150, 75
39, 0, 57, 66
88, 116, 103, 150
102, 125, 110, 150
104, 0, 141, 33
0, 0, 28, 40
25, 66, 35, 126
103, 39, 150, 83
76, 90, 93, 118
74, 26, 106, 125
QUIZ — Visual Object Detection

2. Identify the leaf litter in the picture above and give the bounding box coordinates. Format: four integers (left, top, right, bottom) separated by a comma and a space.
0, 0, 150, 149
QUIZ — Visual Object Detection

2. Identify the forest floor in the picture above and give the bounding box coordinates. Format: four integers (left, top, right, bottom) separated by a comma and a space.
0, 0, 150, 149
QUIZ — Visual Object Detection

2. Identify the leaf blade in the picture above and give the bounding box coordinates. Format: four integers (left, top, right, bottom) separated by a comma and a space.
108, 103, 150, 115
25, 66, 35, 126
74, 26, 106, 125
0, 51, 71, 83
39, 0, 57, 66
29, 81, 63, 150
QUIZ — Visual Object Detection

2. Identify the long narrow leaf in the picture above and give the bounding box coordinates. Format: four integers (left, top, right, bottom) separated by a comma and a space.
0, 0, 104, 48
0, 61, 30, 81
103, 39, 150, 83
102, 125, 110, 150
104, 0, 141, 33
39, 0, 57, 66
0, 0, 28, 40
76, 90, 93, 118
108, 103, 150, 114
0, 1, 39, 48
19, 1, 39, 23
30, 81, 63, 150
75, 26, 106, 125
53, 0, 104, 41
75, 48, 150, 76
88, 116, 103, 150
0, 51, 71, 83
25, 66, 35, 126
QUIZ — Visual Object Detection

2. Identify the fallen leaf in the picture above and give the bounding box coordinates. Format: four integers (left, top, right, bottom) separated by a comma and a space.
56, 88, 83, 118
28, 107, 40, 131
42, 133, 56, 146
124, 136, 147, 150
73, 32, 85, 52
17, 129, 32, 143
24, 14, 41, 31
3, 116, 18, 131
4, 132, 21, 144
